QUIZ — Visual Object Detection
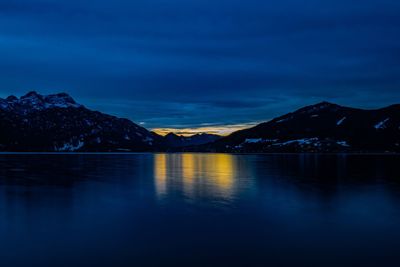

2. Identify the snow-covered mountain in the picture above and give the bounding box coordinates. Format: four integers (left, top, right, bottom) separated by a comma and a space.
0, 91, 162, 152
0, 91, 82, 113
197, 102, 400, 153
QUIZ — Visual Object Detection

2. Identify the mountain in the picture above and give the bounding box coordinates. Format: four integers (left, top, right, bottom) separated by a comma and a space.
199, 102, 400, 153
1, 93, 399, 153
163, 132, 221, 148
0, 91, 163, 152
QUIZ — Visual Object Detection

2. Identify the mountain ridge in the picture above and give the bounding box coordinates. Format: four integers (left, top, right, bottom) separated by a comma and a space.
0, 91, 163, 152
196, 101, 400, 153
0, 92, 399, 152
163, 132, 221, 148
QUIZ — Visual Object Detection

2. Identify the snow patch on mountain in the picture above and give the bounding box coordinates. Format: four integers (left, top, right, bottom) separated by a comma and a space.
276, 117, 289, 123
55, 140, 85, 152
244, 138, 278, 144
336, 117, 346, 126
268, 138, 351, 148
245, 138, 263, 143
374, 118, 390, 129
273, 138, 319, 146
337, 141, 350, 147
143, 137, 153, 145
0, 91, 82, 114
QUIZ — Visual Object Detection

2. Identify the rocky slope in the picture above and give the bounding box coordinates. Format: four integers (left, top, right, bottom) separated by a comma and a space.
198, 102, 400, 153
0, 91, 163, 152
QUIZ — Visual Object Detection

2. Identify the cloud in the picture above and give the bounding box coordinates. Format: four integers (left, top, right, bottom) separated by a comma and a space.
0, 0, 399, 130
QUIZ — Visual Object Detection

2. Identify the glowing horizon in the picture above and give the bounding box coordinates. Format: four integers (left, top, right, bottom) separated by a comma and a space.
151, 122, 259, 137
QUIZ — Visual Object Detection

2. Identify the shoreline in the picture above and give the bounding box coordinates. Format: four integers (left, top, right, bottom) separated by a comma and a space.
0, 151, 399, 155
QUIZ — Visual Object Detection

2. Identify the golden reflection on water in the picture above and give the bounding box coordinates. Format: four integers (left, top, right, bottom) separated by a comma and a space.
154, 154, 167, 196
154, 153, 239, 199
181, 154, 196, 196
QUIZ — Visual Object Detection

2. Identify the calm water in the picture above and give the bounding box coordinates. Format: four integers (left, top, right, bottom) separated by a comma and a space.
0, 153, 399, 267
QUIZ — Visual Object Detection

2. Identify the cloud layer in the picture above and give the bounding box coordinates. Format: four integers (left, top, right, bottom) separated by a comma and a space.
0, 0, 399, 131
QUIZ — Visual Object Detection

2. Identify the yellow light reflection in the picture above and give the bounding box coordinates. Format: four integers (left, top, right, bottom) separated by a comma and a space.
154, 153, 238, 200
182, 154, 196, 196
154, 154, 167, 196
208, 154, 235, 194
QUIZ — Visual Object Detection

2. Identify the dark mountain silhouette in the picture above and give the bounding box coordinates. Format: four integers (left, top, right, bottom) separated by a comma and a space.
163, 132, 220, 148
0, 91, 163, 152
196, 102, 400, 153
0, 93, 399, 152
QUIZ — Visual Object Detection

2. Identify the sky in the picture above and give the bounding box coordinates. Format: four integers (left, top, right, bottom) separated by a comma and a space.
0, 0, 399, 135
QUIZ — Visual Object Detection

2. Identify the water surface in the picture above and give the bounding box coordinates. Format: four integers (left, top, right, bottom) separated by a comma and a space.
0, 153, 399, 267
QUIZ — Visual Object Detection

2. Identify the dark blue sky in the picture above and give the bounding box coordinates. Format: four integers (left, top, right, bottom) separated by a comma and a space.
0, 0, 399, 134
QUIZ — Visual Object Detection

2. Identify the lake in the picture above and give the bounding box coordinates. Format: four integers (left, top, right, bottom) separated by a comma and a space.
0, 153, 399, 267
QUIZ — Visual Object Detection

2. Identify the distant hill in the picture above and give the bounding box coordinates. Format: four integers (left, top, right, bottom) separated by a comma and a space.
196, 102, 400, 153
163, 132, 221, 148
